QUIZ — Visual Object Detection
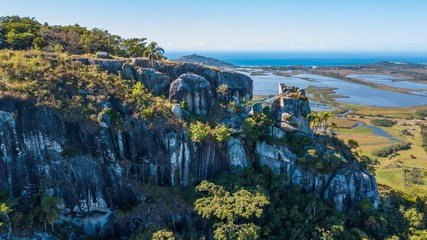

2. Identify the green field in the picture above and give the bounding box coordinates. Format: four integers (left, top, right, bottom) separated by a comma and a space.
337, 105, 427, 191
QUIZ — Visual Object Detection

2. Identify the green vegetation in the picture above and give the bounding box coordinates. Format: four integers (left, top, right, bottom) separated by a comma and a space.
151, 229, 175, 240
195, 180, 269, 240
370, 118, 397, 127
421, 125, 427, 153
242, 113, 275, 146
0, 50, 173, 125
0, 201, 14, 238
34, 195, 61, 232
415, 108, 427, 119
188, 122, 232, 143
401, 129, 414, 136
143, 41, 165, 68
0, 16, 164, 59
307, 111, 334, 133
372, 142, 412, 157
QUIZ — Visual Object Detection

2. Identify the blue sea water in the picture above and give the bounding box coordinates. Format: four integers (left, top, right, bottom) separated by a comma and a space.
166, 51, 427, 66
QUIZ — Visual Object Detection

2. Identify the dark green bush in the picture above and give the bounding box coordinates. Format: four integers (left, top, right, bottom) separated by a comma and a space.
370, 118, 397, 127
372, 142, 412, 157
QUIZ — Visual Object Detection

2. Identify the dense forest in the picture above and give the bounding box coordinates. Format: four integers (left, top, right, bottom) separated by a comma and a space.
0, 16, 426, 240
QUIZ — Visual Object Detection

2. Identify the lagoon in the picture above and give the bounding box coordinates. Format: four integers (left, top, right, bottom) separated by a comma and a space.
246, 72, 427, 107
347, 74, 427, 93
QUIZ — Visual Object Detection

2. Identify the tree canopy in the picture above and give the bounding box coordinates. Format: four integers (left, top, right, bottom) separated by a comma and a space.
0, 15, 164, 58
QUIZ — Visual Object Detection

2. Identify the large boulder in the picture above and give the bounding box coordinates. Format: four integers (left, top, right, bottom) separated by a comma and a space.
169, 73, 214, 115
88, 58, 123, 74
136, 68, 171, 96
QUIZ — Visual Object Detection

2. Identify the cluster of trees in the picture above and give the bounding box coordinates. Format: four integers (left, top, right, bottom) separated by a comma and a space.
372, 142, 412, 158
370, 118, 397, 127
188, 167, 427, 239
307, 112, 337, 134
0, 16, 164, 59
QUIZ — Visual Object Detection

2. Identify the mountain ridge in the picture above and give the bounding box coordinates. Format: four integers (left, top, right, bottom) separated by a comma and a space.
174, 54, 235, 68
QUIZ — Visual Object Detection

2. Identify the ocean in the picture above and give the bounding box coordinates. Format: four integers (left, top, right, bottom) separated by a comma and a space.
165, 51, 427, 67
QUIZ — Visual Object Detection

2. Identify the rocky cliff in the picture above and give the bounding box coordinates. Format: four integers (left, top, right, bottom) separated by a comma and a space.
0, 54, 378, 238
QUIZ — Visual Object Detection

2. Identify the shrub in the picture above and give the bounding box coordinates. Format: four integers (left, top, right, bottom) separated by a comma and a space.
370, 119, 396, 127
214, 125, 232, 142
188, 121, 211, 143
415, 109, 427, 119
372, 142, 412, 157
242, 113, 274, 145
401, 129, 414, 136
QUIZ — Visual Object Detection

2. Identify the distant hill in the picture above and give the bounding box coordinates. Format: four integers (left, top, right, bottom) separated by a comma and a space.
175, 54, 234, 68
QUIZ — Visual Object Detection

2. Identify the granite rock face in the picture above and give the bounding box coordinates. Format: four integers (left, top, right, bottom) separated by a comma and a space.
255, 141, 379, 212
0, 100, 229, 214
169, 73, 214, 115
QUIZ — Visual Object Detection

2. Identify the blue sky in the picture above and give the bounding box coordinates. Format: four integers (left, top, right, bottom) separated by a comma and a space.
1, 0, 427, 52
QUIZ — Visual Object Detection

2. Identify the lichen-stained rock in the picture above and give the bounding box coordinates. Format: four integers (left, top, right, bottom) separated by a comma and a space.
227, 137, 251, 169
121, 63, 135, 80
88, 58, 123, 74
171, 103, 189, 121
169, 73, 214, 115
132, 58, 151, 68
272, 84, 312, 134
0, 101, 136, 212
96, 52, 110, 59
136, 68, 171, 96
255, 141, 379, 212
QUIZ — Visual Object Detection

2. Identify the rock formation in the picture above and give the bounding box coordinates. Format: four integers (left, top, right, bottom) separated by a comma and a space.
169, 73, 214, 115
272, 84, 312, 133
0, 54, 379, 238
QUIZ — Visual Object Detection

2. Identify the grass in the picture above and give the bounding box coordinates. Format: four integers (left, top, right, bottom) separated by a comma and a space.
335, 104, 427, 191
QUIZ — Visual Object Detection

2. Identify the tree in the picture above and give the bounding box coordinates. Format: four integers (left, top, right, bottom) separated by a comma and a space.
307, 112, 321, 134
35, 195, 62, 232
143, 41, 165, 68
194, 181, 269, 240
151, 229, 175, 240
307, 112, 334, 134
80, 28, 121, 53
0, 16, 41, 49
122, 38, 147, 57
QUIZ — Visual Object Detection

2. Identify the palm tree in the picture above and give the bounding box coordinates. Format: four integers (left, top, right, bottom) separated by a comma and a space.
319, 112, 334, 133
36, 195, 62, 232
307, 112, 320, 133
143, 41, 165, 68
